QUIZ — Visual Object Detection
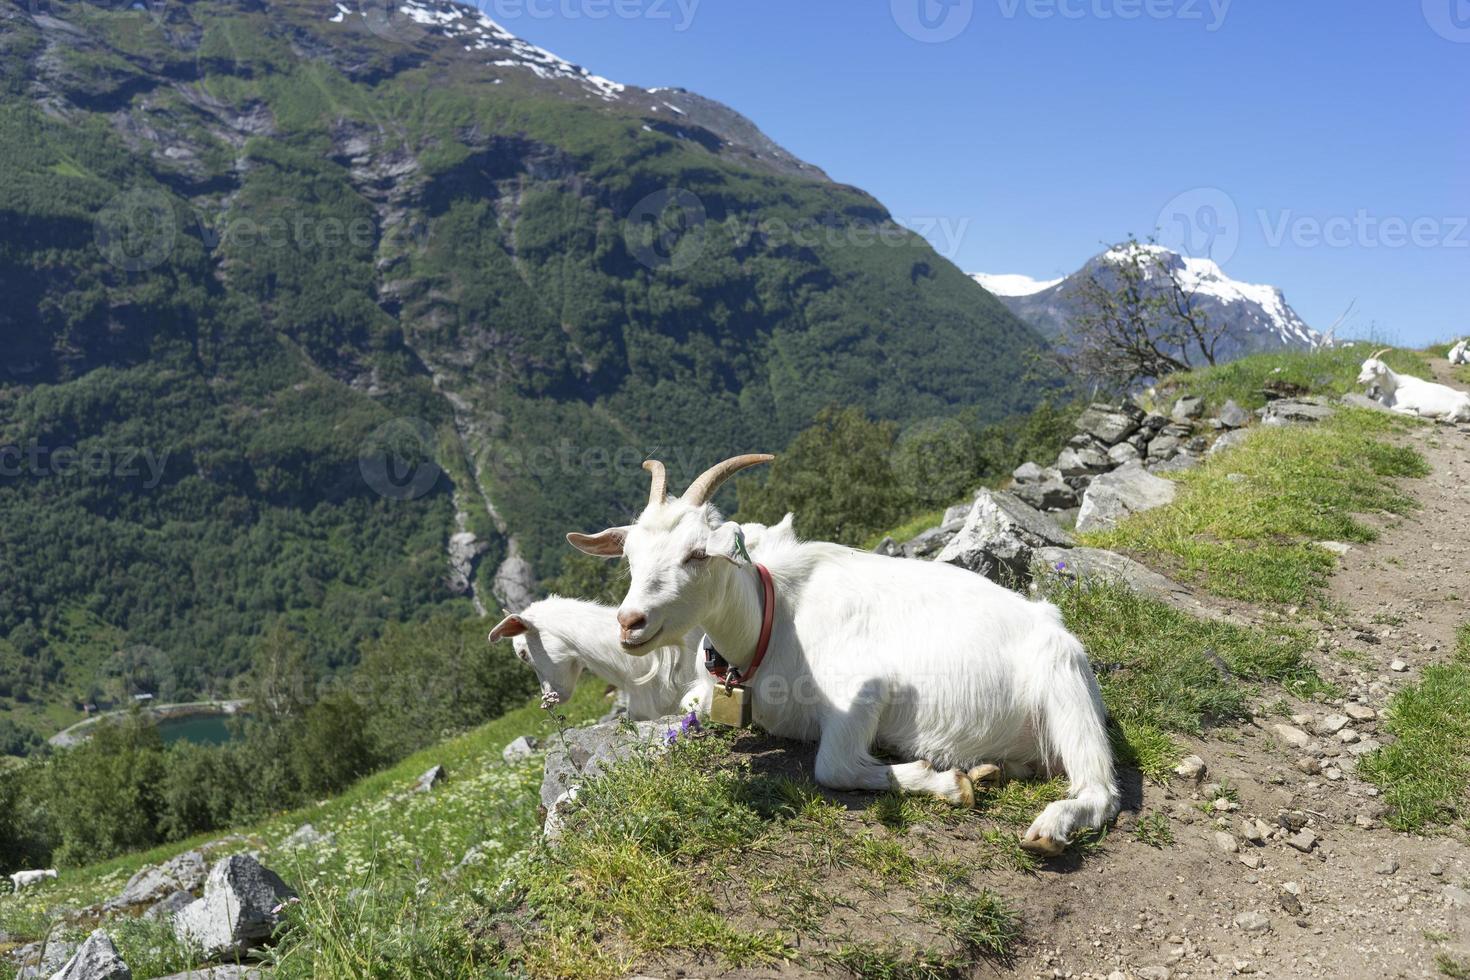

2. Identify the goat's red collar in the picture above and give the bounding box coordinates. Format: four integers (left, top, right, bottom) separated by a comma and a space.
703, 563, 775, 690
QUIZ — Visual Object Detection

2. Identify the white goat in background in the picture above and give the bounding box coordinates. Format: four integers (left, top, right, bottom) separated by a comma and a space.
1358, 349, 1470, 422
10, 869, 57, 892
490, 517, 800, 720
1449, 339, 1470, 365
568, 457, 1119, 856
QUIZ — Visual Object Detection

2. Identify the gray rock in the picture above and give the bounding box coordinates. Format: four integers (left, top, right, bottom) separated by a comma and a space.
1012, 479, 1078, 512
1233, 910, 1271, 934
1340, 392, 1394, 413
142, 890, 196, 922
1106, 441, 1142, 466
1214, 831, 1238, 854
1141, 412, 1169, 432
447, 531, 491, 597
491, 546, 538, 615
412, 765, 446, 793
502, 735, 541, 763
1148, 453, 1200, 474
153, 969, 265, 980
1032, 546, 1197, 611
1263, 398, 1335, 426
1444, 885, 1470, 908
1217, 400, 1250, 428
1286, 828, 1318, 853
1075, 463, 1177, 533
1056, 444, 1112, 477
1173, 755, 1207, 783
941, 500, 974, 526
1012, 461, 1046, 485
1146, 434, 1180, 461
278, 823, 333, 851
1316, 714, 1349, 735
540, 717, 682, 842
935, 490, 1073, 584
1272, 724, 1312, 749
1171, 396, 1204, 421
173, 856, 295, 961
105, 850, 207, 911
1344, 703, 1377, 722
1074, 403, 1143, 445
902, 523, 958, 560
14, 940, 78, 980
872, 535, 901, 557
50, 931, 129, 980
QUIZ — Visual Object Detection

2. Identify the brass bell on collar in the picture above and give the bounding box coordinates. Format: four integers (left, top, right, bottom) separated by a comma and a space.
709, 684, 753, 728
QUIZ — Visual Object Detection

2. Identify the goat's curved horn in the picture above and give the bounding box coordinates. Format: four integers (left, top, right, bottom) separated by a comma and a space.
681, 454, 774, 507
643, 459, 668, 508
1370, 348, 1391, 360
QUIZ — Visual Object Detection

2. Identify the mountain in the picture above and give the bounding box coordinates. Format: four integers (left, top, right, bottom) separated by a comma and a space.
0, 0, 1042, 739
973, 245, 1321, 361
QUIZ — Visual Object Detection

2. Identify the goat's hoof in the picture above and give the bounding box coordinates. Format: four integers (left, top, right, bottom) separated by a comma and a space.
953, 772, 975, 808
1019, 835, 1066, 858
967, 764, 1002, 790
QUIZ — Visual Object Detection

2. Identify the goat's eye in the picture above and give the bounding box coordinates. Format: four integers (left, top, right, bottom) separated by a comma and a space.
684, 549, 708, 564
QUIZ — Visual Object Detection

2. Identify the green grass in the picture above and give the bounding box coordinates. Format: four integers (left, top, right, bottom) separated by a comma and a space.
1132, 812, 1174, 848
864, 507, 950, 550
1047, 578, 1325, 781
1439, 953, 1470, 979
1086, 408, 1428, 604
0, 682, 610, 978
1152, 346, 1433, 415
1357, 625, 1470, 832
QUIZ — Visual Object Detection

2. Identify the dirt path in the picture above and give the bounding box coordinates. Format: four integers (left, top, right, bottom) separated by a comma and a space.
997, 381, 1470, 979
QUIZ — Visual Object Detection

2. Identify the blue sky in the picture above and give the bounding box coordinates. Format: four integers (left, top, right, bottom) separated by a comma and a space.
475, 0, 1467, 346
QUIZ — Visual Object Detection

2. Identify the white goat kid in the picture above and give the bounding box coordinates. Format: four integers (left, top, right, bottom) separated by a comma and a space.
568, 457, 1120, 856
488, 518, 801, 719
1449, 339, 1470, 366
10, 869, 57, 892
1357, 349, 1470, 422
490, 597, 705, 720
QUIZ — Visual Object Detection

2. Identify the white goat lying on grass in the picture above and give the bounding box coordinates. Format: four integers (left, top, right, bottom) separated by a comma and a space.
10, 869, 57, 892
490, 517, 799, 720
568, 457, 1120, 856
1449, 339, 1469, 366
1358, 349, 1470, 422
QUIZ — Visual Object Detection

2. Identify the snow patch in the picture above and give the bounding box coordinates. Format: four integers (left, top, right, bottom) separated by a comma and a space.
970, 272, 1064, 297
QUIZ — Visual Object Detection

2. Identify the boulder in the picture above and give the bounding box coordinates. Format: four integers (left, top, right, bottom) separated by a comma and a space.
1209, 429, 1252, 456
153, 969, 265, 980
1012, 461, 1046, 484
935, 489, 1073, 584
13, 939, 78, 980
1217, 400, 1250, 428
539, 717, 681, 842
940, 500, 974, 526
1148, 453, 1200, 474
1171, 395, 1204, 421
1075, 463, 1177, 533
502, 735, 540, 763
1012, 479, 1078, 512
105, 850, 206, 911
1033, 546, 1197, 610
412, 765, 446, 793
172, 856, 295, 961
1056, 444, 1112, 477
1262, 398, 1334, 426
1074, 403, 1143, 445
1340, 392, 1394, 413
491, 547, 538, 615
1106, 442, 1141, 466
50, 931, 130, 980
142, 890, 197, 922
871, 535, 901, 558
1145, 434, 1180, 461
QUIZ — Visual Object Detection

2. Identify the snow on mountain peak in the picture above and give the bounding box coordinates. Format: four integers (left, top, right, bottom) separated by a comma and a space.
970, 272, 1064, 297
1101, 244, 1321, 348
328, 0, 627, 101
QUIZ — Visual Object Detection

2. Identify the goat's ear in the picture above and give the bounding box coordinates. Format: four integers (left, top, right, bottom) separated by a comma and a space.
776, 513, 795, 534
707, 522, 752, 567
566, 527, 628, 558
489, 615, 530, 643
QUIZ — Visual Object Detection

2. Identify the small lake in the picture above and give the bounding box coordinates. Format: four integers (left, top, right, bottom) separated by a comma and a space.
156, 713, 242, 747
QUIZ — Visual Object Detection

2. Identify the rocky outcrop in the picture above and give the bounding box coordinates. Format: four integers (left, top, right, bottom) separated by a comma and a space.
502, 735, 540, 763
539, 717, 681, 842
936, 490, 1074, 583
413, 765, 447, 793
172, 856, 295, 961
1075, 462, 1177, 533
49, 931, 129, 980
104, 850, 206, 912
1261, 397, 1335, 426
